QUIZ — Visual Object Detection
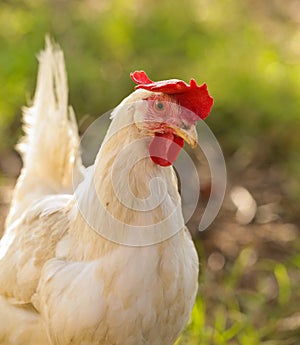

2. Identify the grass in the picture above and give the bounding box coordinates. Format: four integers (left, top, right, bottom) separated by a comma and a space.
176, 243, 300, 345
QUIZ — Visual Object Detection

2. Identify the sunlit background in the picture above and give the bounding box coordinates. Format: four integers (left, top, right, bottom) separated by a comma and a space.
0, 1, 300, 344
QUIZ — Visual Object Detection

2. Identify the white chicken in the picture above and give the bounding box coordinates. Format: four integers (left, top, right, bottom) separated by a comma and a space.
0, 39, 213, 345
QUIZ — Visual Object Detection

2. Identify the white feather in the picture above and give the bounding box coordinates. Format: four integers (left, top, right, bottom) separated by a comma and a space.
0, 39, 199, 345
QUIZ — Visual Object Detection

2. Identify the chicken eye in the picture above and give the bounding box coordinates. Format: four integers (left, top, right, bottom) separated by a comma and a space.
154, 101, 164, 111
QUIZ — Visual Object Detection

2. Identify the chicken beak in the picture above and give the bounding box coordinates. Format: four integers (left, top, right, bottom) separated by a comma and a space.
168, 125, 198, 148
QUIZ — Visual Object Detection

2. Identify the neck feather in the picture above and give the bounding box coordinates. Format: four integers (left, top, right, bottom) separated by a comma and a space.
71, 94, 185, 252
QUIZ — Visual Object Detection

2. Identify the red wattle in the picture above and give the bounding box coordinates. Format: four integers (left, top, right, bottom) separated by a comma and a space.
149, 132, 184, 167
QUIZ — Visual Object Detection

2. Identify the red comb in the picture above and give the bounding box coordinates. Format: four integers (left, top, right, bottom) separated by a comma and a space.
130, 70, 214, 119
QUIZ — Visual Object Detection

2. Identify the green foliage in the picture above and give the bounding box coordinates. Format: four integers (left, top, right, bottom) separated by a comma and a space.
176, 245, 300, 345
0, 0, 299, 160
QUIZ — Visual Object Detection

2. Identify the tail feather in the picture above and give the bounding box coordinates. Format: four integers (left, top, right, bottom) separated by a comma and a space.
6, 37, 83, 226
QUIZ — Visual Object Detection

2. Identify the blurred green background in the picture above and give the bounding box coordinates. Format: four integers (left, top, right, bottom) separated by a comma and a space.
1, 0, 299, 190
0, 0, 300, 344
